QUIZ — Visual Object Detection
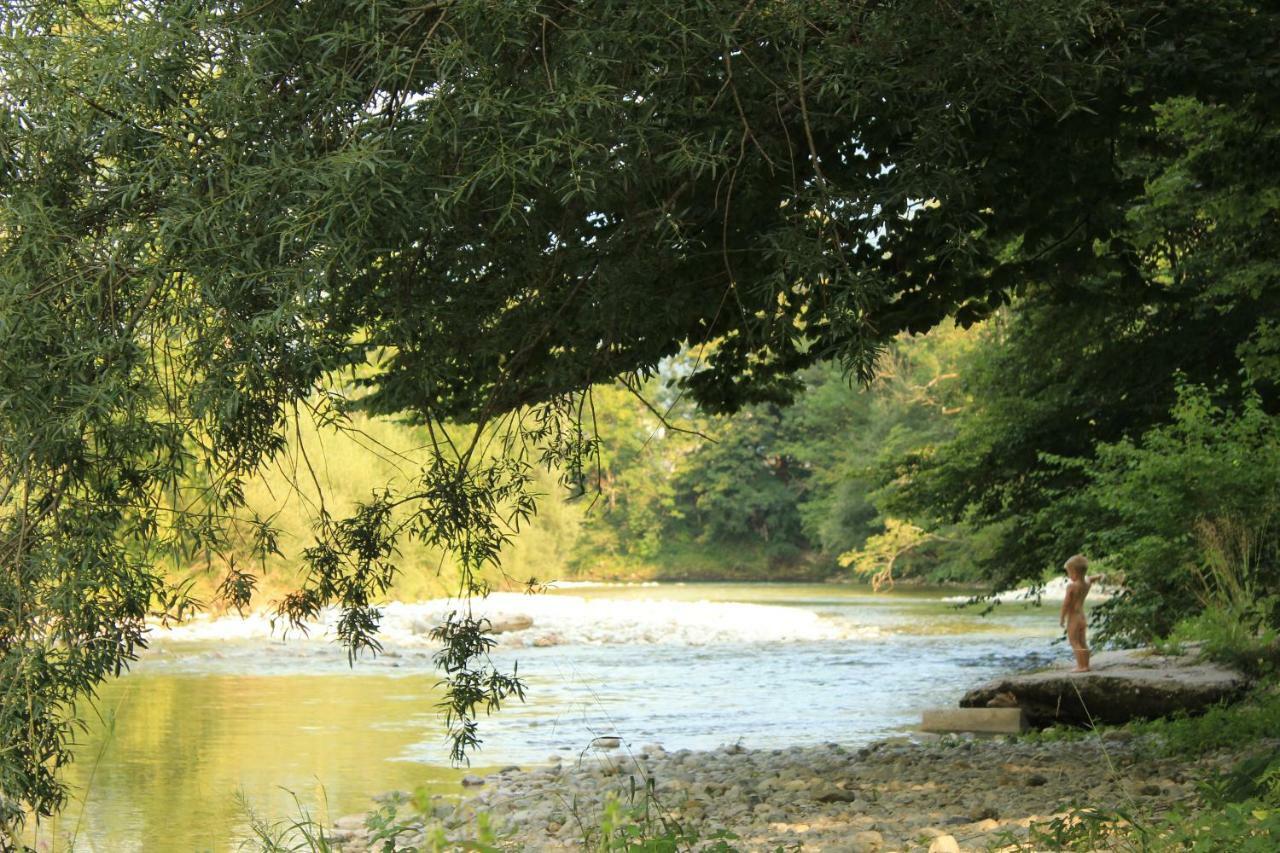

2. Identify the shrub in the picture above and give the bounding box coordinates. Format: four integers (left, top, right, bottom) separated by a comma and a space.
1083, 384, 1280, 642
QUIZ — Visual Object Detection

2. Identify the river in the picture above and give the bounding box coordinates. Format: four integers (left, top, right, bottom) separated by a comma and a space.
29, 582, 1063, 851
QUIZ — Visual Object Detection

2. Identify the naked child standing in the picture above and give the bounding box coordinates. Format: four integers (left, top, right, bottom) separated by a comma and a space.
1060, 554, 1104, 672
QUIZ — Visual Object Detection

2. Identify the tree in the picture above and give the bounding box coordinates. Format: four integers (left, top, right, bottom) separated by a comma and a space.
839, 518, 938, 591
675, 404, 808, 548
1, 0, 1273, 827
885, 82, 1280, 624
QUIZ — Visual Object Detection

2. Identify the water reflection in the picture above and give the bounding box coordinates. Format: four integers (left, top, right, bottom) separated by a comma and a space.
36, 583, 1060, 851
38, 676, 485, 852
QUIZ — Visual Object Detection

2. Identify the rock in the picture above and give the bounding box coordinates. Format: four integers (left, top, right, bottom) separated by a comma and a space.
960, 648, 1250, 726
488, 615, 534, 634
986, 690, 1020, 708
929, 834, 962, 853
592, 736, 622, 749
970, 805, 999, 821
814, 786, 859, 803
532, 632, 563, 647
850, 829, 884, 851
921, 707, 1028, 734
334, 814, 365, 831
1026, 773, 1048, 786
461, 774, 486, 787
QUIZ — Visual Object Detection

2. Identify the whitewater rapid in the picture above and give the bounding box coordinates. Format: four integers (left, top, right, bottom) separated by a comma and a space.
154, 591, 884, 649
941, 575, 1119, 604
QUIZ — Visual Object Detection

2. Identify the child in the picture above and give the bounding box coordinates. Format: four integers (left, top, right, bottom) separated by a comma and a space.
1059, 554, 1105, 672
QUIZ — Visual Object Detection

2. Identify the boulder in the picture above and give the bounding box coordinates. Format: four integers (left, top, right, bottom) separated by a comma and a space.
488, 615, 534, 634
961, 648, 1250, 726
921, 707, 1028, 734
813, 784, 859, 803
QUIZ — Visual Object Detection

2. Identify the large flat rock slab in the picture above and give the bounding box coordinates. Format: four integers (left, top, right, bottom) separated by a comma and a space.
960, 648, 1251, 727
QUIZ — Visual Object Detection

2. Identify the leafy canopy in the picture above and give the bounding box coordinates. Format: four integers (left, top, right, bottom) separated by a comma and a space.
0, 0, 1256, 827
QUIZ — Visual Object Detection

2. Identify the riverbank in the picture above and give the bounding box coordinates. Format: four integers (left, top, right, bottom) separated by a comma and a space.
328, 719, 1276, 851
52, 584, 1064, 849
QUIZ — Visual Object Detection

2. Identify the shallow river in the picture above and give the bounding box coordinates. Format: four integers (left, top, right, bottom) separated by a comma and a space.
31, 582, 1064, 851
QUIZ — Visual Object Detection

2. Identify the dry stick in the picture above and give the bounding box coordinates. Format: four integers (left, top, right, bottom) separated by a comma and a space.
471, 408, 521, 471
721, 0, 774, 172
320, 405, 420, 473
575, 387, 607, 515
621, 376, 715, 443
795, 49, 828, 191
293, 404, 330, 524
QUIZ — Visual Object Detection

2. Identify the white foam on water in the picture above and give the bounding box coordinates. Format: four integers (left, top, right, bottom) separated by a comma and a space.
546, 580, 663, 589
152, 593, 880, 648
942, 575, 1118, 604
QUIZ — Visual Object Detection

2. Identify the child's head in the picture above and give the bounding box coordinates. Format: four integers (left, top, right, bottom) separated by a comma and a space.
1064, 554, 1088, 579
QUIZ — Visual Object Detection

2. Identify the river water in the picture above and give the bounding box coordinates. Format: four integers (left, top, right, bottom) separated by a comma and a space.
30, 582, 1063, 851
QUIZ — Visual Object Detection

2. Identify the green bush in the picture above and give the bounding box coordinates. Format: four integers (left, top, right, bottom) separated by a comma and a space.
1169, 608, 1280, 678
1127, 684, 1280, 758
1083, 384, 1280, 642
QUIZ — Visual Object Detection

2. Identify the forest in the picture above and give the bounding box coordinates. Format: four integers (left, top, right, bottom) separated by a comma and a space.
2, 0, 1279, 848
217, 326, 980, 595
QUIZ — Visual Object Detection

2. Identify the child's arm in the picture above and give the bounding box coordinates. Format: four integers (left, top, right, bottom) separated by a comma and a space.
1059, 588, 1071, 627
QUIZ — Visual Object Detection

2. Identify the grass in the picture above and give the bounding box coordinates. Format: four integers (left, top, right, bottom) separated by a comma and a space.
1002, 679, 1280, 850
1126, 681, 1280, 758
234, 774, 742, 853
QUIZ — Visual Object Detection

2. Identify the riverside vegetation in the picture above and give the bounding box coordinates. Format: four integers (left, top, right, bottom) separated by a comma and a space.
2, 0, 1280, 849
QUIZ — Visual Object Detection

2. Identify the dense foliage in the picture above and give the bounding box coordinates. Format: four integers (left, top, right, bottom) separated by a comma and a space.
2, 0, 1278, 833
561, 330, 979, 583
886, 60, 1280, 643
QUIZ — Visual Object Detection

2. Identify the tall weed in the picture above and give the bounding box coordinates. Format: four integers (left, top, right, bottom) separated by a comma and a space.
1167, 514, 1280, 674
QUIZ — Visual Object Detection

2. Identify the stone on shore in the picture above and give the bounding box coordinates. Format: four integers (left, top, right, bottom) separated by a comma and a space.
342, 725, 1279, 852
921, 707, 1028, 734
960, 647, 1250, 726
928, 834, 962, 853
487, 615, 534, 634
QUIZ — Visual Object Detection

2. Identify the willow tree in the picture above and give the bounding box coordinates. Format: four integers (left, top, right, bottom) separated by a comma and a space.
0, 0, 1248, 828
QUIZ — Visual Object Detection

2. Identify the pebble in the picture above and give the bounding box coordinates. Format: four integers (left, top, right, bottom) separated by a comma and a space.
928, 834, 961, 853
330, 732, 1278, 851
850, 829, 884, 851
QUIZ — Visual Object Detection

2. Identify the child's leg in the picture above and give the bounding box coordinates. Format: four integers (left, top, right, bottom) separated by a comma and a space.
1068, 621, 1090, 672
